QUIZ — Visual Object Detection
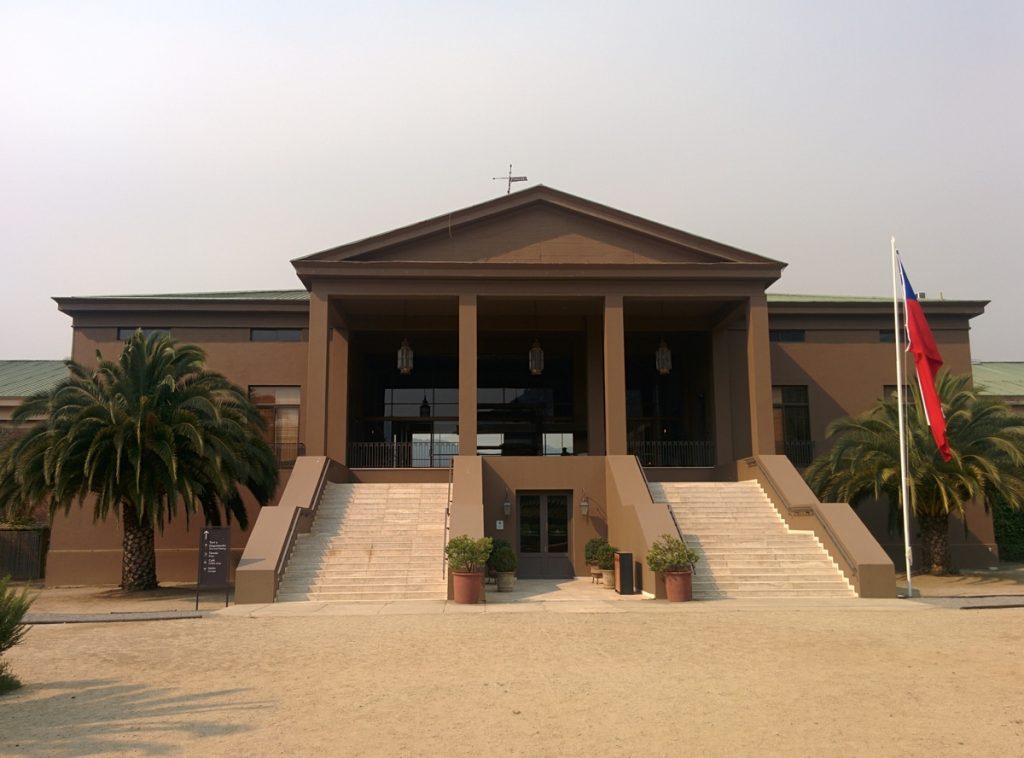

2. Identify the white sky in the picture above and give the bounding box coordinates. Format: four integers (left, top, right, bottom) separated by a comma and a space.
2, 1, 1021, 360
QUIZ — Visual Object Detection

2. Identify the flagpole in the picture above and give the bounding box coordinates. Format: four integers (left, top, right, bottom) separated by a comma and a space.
891, 237, 913, 597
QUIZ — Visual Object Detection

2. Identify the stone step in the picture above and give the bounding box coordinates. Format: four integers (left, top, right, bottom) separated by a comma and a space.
695, 558, 844, 569
695, 589, 854, 599
278, 590, 447, 602
692, 581, 851, 594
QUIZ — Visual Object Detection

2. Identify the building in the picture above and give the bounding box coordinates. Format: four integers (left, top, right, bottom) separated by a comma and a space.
5, 187, 1000, 598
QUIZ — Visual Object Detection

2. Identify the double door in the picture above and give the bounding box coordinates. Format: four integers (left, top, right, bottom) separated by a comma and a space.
517, 492, 573, 579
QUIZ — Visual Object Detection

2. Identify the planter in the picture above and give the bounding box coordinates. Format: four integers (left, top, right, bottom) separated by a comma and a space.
601, 568, 615, 589
452, 571, 485, 604
663, 570, 693, 602
495, 571, 516, 592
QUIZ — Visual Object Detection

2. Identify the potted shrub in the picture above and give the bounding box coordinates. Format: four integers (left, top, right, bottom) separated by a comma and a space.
595, 542, 618, 589
487, 538, 513, 584
445, 535, 493, 604
645, 533, 700, 602
584, 537, 608, 583
491, 544, 518, 592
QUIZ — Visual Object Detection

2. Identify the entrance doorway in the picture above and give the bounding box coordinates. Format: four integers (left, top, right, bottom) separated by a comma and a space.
517, 491, 573, 579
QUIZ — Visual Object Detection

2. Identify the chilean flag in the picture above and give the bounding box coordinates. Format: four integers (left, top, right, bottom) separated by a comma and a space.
899, 259, 952, 461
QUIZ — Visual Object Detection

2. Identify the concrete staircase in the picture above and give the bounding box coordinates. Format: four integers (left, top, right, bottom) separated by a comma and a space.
648, 481, 855, 599
277, 482, 449, 602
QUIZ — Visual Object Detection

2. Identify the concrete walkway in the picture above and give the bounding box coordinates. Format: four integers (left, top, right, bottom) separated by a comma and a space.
217, 577, 923, 618
16, 564, 1024, 623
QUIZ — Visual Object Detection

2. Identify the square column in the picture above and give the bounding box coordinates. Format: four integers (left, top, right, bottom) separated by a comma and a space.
325, 326, 349, 463
304, 289, 330, 456
603, 295, 628, 455
458, 294, 478, 456
746, 294, 775, 456
711, 324, 734, 465
586, 314, 606, 455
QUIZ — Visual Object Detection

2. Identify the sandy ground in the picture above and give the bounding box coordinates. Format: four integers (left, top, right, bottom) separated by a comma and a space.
2, 578, 1023, 757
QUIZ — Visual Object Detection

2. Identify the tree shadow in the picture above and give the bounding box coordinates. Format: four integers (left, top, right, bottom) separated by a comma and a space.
1, 677, 268, 755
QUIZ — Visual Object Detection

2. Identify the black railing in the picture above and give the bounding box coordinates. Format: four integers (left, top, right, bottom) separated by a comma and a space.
628, 440, 715, 468
271, 442, 305, 467
348, 441, 460, 469
781, 439, 816, 468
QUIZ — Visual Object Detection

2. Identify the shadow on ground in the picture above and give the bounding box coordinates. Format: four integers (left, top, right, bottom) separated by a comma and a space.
2, 677, 266, 756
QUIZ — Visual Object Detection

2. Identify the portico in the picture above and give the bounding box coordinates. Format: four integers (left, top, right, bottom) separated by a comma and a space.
295, 186, 781, 475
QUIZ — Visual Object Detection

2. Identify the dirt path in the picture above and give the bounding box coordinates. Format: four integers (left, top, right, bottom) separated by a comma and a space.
3, 602, 1022, 757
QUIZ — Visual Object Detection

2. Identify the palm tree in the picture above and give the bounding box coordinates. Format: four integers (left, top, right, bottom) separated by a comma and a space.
0, 332, 279, 590
805, 372, 1024, 575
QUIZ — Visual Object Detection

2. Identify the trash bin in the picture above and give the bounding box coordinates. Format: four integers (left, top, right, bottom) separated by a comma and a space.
613, 551, 635, 595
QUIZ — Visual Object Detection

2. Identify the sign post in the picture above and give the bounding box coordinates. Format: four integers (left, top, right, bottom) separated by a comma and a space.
196, 526, 231, 610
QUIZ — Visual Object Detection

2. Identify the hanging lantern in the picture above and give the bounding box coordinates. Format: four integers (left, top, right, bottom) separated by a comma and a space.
656, 338, 672, 375
529, 338, 545, 376
397, 337, 414, 375
419, 394, 430, 417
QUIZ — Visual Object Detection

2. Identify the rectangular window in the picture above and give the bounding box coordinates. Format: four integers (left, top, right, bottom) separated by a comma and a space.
250, 328, 304, 342
773, 385, 813, 467
249, 386, 302, 466
117, 327, 169, 341
769, 330, 805, 343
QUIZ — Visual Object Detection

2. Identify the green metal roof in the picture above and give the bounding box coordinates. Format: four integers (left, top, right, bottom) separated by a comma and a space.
0, 360, 67, 398
973, 362, 1024, 397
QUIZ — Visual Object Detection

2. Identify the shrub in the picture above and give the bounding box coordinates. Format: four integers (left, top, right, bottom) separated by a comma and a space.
585, 537, 609, 565
487, 538, 513, 570
0, 575, 34, 694
594, 542, 619, 571
645, 534, 700, 573
490, 545, 518, 573
445, 535, 493, 573
993, 495, 1024, 562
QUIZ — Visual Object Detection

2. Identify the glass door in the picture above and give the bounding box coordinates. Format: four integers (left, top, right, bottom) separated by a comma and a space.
517, 492, 573, 579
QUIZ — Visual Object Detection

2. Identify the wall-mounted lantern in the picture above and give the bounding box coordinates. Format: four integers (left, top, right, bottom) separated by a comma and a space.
579, 492, 590, 516
503, 489, 512, 516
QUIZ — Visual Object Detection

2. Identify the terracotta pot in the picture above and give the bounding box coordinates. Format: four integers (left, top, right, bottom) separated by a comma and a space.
452, 571, 484, 604
601, 568, 616, 589
663, 570, 693, 602
496, 572, 516, 592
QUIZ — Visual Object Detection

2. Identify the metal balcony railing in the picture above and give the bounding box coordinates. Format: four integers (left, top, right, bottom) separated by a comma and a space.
348, 441, 460, 469
270, 442, 305, 467
627, 440, 715, 468
781, 439, 816, 468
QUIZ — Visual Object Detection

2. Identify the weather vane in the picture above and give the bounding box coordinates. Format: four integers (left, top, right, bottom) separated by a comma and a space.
492, 163, 528, 194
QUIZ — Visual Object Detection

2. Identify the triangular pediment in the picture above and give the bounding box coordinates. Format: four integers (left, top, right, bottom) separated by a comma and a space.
296, 186, 781, 267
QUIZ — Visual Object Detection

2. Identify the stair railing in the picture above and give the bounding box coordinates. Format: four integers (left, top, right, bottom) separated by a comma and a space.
443, 458, 453, 579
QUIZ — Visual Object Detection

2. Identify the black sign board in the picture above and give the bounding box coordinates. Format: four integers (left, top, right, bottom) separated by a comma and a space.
196, 526, 231, 609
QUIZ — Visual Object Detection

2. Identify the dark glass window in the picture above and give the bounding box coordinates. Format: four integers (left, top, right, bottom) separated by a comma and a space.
769, 330, 805, 343
251, 328, 304, 342
879, 329, 896, 343
117, 327, 169, 341
249, 386, 301, 466
773, 386, 813, 467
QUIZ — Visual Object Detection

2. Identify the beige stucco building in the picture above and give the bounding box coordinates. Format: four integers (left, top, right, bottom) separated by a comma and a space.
4, 187, 997, 598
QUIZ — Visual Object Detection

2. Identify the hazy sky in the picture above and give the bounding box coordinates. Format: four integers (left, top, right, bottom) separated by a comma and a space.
2, 1, 1022, 360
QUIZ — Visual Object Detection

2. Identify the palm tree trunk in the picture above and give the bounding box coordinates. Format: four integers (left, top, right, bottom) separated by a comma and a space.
121, 502, 158, 591
918, 512, 952, 576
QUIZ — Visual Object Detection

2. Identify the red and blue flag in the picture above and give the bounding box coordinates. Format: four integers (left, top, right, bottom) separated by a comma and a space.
899, 258, 952, 461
